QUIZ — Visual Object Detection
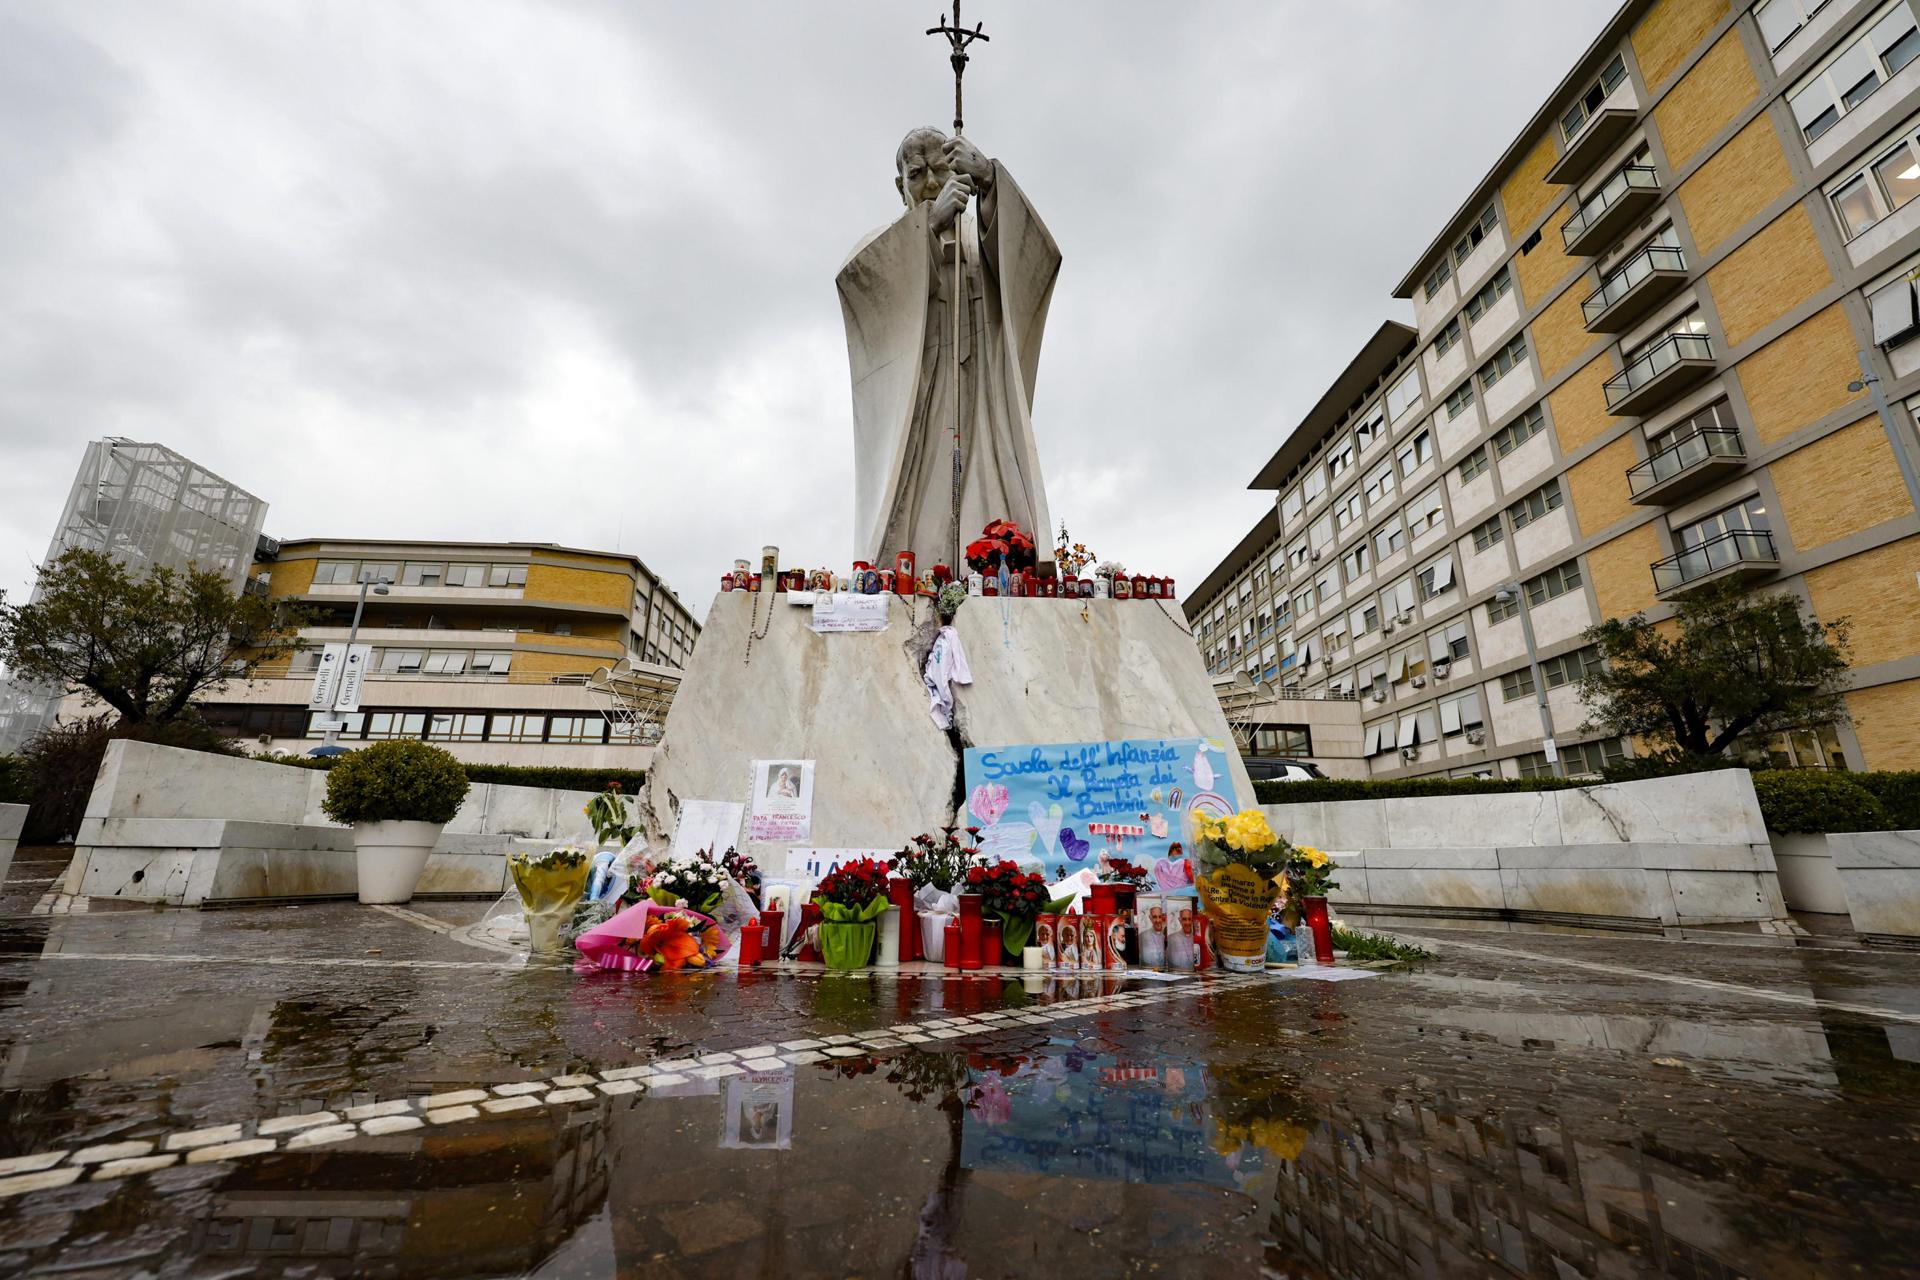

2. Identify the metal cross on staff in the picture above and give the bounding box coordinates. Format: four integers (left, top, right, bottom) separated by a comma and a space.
926, 2, 989, 569
926, 1, 989, 136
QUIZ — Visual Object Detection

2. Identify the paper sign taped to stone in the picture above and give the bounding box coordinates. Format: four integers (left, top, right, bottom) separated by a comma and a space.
811, 593, 889, 634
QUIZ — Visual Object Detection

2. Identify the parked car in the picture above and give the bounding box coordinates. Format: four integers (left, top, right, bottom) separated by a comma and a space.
1242, 757, 1326, 783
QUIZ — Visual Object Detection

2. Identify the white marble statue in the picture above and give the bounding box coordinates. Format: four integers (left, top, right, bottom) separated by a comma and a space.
837, 128, 1059, 571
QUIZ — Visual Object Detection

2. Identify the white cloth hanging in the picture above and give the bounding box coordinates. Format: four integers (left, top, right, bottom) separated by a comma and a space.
923, 624, 974, 729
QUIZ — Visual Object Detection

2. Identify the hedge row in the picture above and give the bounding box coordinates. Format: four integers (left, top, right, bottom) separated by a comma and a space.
1255, 766, 1920, 835
274, 752, 645, 796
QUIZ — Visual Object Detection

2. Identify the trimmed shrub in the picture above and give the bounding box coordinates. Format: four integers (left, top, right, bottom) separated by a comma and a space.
1255, 775, 1579, 805
322, 740, 471, 826
1853, 771, 1920, 831
1751, 769, 1887, 834
278, 752, 644, 796
0, 755, 27, 805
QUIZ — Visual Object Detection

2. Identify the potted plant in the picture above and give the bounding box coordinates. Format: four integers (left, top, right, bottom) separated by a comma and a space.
322, 741, 471, 904
1285, 843, 1339, 965
894, 827, 979, 962
1191, 808, 1294, 973
969, 859, 1075, 963
812, 857, 892, 970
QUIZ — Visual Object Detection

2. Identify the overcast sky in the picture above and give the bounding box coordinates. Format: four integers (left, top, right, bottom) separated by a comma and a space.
1, 0, 1620, 620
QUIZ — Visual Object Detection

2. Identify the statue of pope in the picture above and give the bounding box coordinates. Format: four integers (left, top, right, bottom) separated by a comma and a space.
837, 128, 1059, 572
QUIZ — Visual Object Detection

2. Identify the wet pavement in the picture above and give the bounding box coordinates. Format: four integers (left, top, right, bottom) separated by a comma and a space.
5, 849, 1920, 1277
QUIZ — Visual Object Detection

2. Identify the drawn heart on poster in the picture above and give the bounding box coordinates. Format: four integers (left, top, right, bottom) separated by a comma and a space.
1153, 856, 1193, 893
969, 783, 1010, 827
1059, 827, 1090, 863
1028, 801, 1064, 855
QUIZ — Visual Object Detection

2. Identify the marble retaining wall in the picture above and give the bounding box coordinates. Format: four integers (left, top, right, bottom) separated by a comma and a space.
1263, 772, 1787, 930
0, 803, 23, 886
67, 741, 606, 906
1827, 831, 1920, 943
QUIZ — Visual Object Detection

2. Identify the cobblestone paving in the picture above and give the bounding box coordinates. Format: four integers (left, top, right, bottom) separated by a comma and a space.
4, 850, 1920, 1277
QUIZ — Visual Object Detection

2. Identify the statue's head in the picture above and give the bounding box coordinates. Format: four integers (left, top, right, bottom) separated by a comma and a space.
895, 126, 951, 208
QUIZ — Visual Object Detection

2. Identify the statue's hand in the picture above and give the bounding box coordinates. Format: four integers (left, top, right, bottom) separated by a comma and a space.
942, 136, 993, 187
929, 172, 975, 234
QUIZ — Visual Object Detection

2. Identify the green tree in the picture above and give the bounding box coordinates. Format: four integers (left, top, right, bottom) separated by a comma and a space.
1577, 578, 1851, 763
0, 548, 303, 726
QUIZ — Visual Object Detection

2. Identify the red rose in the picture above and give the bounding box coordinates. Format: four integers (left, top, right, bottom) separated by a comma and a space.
967, 867, 984, 884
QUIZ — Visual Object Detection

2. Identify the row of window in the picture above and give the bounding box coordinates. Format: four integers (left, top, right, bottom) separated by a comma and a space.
306, 710, 616, 744
312, 560, 531, 588
292, 647, 517, 676
1790, 0, 1920, 144
1278, 368, 1424, 524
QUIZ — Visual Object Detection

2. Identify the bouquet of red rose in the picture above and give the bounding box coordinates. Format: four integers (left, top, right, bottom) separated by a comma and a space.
1100, 857, 1152, 890
964, 518, 1038, 574
965, 859, 1077, 956
812, 856, 894, 969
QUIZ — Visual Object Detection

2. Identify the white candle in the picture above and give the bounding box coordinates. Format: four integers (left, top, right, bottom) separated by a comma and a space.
1022, 946, 1043, 971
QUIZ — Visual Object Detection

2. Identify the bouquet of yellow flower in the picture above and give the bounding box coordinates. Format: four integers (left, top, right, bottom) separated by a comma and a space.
1191, 808, 1293, 879
1287, 844, 1338, 898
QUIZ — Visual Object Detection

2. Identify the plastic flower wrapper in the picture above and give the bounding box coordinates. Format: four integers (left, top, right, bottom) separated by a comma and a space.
575, 901, 728, 973
644, 851, 726, 914
509, 843, 595, 957
812, 857, 892, 969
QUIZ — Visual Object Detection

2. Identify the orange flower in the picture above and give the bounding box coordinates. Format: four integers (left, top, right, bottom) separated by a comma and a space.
638, 917, 702, 970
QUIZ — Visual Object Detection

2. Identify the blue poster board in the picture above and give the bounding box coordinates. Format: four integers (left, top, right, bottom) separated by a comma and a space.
961, 737, 1238, 896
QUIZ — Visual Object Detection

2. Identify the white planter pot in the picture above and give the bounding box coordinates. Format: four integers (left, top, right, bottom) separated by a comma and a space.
353, 820, 445, 904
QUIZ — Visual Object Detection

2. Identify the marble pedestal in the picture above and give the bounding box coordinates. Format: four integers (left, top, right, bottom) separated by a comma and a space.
642, 591, 1252, 861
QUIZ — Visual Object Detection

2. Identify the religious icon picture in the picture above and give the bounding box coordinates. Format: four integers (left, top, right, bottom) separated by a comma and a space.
748, 759, 815, 842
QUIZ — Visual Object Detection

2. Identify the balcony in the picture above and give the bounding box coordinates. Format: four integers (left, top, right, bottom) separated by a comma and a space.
1561, 165, 1662, 257
1651, 529, 1778, 598
1604, 332, 1715, 417
1582, 245, 1687, 333
1627, 427, 1747, 505
1545, 108, 1638, 185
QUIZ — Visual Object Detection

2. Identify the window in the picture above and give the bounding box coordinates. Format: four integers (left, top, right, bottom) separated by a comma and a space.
474, 651, 512, 674
1457, 445, 1490, 482
1430, 620, 1470, 663
1335, 487, 1365, 532
313, 561, 357, 585
1302, 465, 1328, 505
1828, 119, 1920, 239
1323, 617, 1349, 655
1465, 267, 1513, 323
1541, 644, 1603, 689
446, 563, 486, 587
1515, 750, 1555, 779
1507, 478, 1565, 530
1562, 738, 1628, 776
488, 713, 545, 743
429, 713, 487, 742
1493, 404, 1547, 456
1381, 576, 1417, 617
1561, 53, 1627, 143
1470, 514, 1506, 552
1351, 601, 1380, 637
1356, 406, 1387, 452
379, 649, 423, 673
1870, 271, 1920, 346
1386, 368, 1423, 421
1267, 547, 1286, 575
1758, 0, 1832, 53
366, 712, 428, 740
1439, 689, 1484, 735
1417, 555, 1456, 599
1524, 559, 1584, 606
1327, 439, 1355, 481
1398, 429, 1435, 475
1488, 591, 1521, 624
548, 716, 609, 744
1389, 644, 1428, 685
1316, 569, 1340, 607
1434, 317, 1464, 356
1675, 495, 1772, 562
360, 562, 399, 584
1478, 334, 1529, 390
1292, 584, 1317, 616
1274, 599, 1292, 631
1308, 513, 1335, 553
1790, 3, 1920, 143
1501, 667, 1536, 701
1423, 261, 1452, 301
1453, 206, 1499, 267
1289, 538, 1310, 569
1443, 382, 1477, 421
1281, 487, 1304, 523
1364, 718, 1398, 756
1375, 520, 1408, 560
401, 562, 443, 586
1357, 656, 1389, 695
1408, 485, 1446, 535
421, 651, 468, 675
1342, 540, 1372, 582
1252, 726, 1313, 756
1746, 724, 1851, 770
1364, 461, 1396, 505
307, 711, 365, 738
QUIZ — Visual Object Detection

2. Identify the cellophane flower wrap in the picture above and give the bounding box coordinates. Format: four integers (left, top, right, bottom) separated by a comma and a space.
574, 901, 727, 973
1191, 810, 1294, 972
510, 844, 594, 957
812, 857, 892, 969
967, 858, 1075, 956
644, 850, 727, 915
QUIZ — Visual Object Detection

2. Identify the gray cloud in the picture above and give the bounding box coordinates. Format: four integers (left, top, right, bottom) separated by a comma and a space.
0, 0, 1619, 617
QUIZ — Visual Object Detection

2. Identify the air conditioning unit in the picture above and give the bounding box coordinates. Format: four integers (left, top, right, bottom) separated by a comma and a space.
1465, 728, 1486, 745
1382, 620, 1396, 634
255, 534, 282, 559
1411, 675, 1427, 688
1370, 688, 1387, 703
1400, 745, 1419, 761
1398, 610, 1414, 624
1309, 548, 1323, 561
1432, 659, 1451, 680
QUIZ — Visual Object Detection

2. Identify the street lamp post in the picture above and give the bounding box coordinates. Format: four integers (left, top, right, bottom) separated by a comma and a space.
321, 575, 389, 752
1495, 580, 1564, 778
1849, 352, 1920, 520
